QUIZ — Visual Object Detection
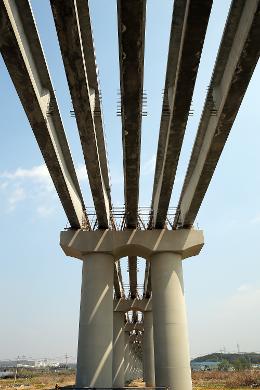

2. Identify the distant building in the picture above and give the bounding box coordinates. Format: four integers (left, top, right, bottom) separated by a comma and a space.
191, 361, 220, 371
34, 360, 60, 368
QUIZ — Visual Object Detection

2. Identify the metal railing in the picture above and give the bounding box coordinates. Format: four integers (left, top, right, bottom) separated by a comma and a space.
74, 206, 177, 231
122, 284, 144, 299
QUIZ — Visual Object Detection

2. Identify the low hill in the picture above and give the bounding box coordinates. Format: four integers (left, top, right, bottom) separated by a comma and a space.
192, 353, 260, 364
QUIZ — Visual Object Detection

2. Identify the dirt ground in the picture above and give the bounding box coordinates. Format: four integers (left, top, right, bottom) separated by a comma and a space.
0, 370, 259, 390
0, 371, 75, 390
192, 370, 260, 390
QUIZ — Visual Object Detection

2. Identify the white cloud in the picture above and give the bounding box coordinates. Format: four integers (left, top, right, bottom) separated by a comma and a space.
8, 187, 26, 211
0, 164, 55, 214
1, 164, 52, 189
0, 163, 96, 217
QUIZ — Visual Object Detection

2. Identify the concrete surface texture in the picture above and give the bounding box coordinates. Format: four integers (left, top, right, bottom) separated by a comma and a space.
60, 228, 204, 260
151, 252, 192, 390
76, 253, 114, 387
65, 229, 203, 388
112, 312, 125, 387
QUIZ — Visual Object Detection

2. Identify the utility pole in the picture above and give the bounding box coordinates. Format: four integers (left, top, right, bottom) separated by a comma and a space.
14, 355, 20, 384
65, 353, 68, 369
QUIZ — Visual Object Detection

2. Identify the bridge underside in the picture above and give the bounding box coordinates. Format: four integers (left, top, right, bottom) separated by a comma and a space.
1, 0, 259, 388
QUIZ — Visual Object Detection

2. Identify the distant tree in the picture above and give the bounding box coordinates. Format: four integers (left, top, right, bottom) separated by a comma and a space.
218, 359, 231, 371
233, 357, 251, 371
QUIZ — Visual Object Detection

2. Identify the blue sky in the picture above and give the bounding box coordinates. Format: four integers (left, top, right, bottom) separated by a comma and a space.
0, 0, 259, 362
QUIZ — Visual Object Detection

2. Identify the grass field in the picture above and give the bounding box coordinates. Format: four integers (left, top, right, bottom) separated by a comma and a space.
0, 370, 75, 390
0, 369, 259, 390
192, 370, 260, 390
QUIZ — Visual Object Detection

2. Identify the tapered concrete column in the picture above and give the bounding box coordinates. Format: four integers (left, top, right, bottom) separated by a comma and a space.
76, 253, 114, 387
124, 332, 130, 384
143, 312, 155, 386
113, 312, 125, 387
128, 346, 133, 381
151, 252, 192, 390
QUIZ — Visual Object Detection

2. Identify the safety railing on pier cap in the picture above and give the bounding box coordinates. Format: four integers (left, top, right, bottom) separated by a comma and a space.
74, 206, 177, 231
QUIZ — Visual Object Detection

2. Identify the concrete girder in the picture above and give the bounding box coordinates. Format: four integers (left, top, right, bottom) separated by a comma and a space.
75, 0, 111, 205
143, 261, 152, 298
50, 0, 111, 229
0, 0, 87, 229
117, 0, 146, 228
174, 0, 260, 228
117, 0, 146, 299
114, 261, 124, 299
77, 0, 125, 297
151, 0, 213, 228
132, 310, 139, 324
128, 255, 138, 298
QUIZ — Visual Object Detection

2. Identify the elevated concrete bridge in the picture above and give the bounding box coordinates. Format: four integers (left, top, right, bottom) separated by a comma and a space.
0, 0, 259, 389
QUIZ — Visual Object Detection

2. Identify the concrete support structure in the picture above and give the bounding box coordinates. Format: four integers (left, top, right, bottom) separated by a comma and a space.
61, 228, 204, 388
76, 253, 114, 387
151, 252, 191, 390
51, 0, 111, 228
117, 0, 146, 228
124, 332, 130, 384
112, 312, 125, 387
4, 2, 259, 390
151, 0, 213, 228
0, 0, 87, 229
143, 312, 155, 386
128, 345, 134, 381
174, 0, 260, 228
114, 297, 152, 312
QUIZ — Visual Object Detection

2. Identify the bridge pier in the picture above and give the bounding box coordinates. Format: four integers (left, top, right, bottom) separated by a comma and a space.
129, 344, 134, 381
143, 311, 155, 386
76, 253, 114, 388
112, 312, 125, 387
151, 252, 192, 390
124, 332, 130, 384
61, 228, 203, 389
